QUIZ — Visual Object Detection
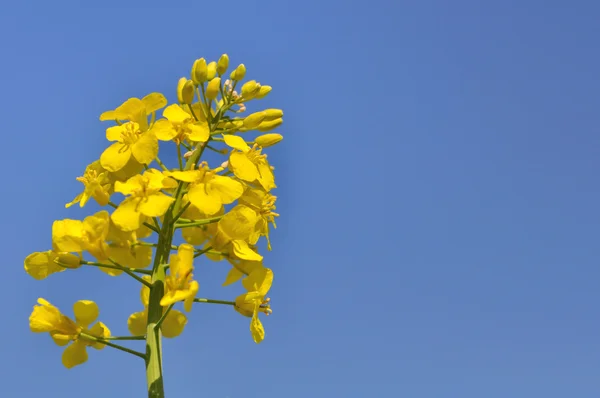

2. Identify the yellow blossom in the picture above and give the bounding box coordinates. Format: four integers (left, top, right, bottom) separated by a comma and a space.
30, 298, 110, 368
100, 121, 159, 172
128, 277, 187, 338
103, 220, 152, 275
52, 211, 110, 261
161, 244, 199, 312
66, 161, 112, 208
223, 135, 276, 191
239, 188, 279, 250
24, 251, 81, 280
179, 198, 222, 246
234, 267, 273, 344
212, 204, 262, 261
222, 259, 262, 286
111, 169, 177, 231
166, 162, 243, 215
152, 104, 209, 144
99, 93, 167, 131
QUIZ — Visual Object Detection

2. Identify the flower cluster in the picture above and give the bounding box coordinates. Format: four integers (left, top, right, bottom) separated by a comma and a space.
25, 54, 283, 375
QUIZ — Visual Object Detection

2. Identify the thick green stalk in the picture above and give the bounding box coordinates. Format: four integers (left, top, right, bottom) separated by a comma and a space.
145, 214, 172, 398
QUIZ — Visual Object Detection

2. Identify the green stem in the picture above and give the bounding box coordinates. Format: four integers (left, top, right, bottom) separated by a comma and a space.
155, 304, 174, 330
177, 144, 183, 170
193, 246, 212, 258
155, 157, 169, 171
79, 332, 146, 359
81, 260, 152, 275
193, 298, 235, 306
108, 259, 153, 287
174, 216, 222, 229
104, 335, 146, 341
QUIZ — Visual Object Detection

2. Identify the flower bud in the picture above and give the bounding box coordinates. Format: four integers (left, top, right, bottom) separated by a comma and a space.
243, 111, 266, 129
206, 77, 221, 100
217, 54, 229, 76
257, 118, 283, 132
254, 85, 272, 99
263, 109, 283, 120
177, 78, 195, 104
230, 64, 246, 81
241, 80, 261, 99
207, 62, 217, 80
255, 133, 283, 148
191, 58, 207, 84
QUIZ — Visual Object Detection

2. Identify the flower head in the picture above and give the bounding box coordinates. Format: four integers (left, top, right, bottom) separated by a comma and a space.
223, 135, 275, 191
111, 169, 177, 231
128, 277, 188, 338
161, 244, 199, 312
234, 267, 273, 343
30, 299, 110, 368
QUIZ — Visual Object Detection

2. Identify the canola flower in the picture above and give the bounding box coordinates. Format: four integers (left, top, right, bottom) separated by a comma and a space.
24, 54, 283, 398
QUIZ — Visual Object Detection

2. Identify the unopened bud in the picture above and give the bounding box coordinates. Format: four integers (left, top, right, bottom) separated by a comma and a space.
217, 54, 229, 75
255, 85, 272, 99
183, 150, 195, 159
255, 133, 283, 148
243, 111, 266, 129
191, 58, 208, 84
263, 109, 284, 120
205, 77, 221, 100
257, 118, 283, 132
230, 64, 246, 81
177, 78, 195, 104
220, 160, 229, 168
207, 62, 217, 80
241, 80, 261, 99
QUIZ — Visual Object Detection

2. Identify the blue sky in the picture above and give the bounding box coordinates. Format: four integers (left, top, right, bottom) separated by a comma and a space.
2, 1, 600, 397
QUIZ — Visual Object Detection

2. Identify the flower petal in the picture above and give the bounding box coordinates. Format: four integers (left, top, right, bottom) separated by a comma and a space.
229, 151, 259, 182
223, 134, 250, 151
100, 142, 132, 172
250, 307, 265, 344
210, 175, 244, 204
231, 240, 263, 261
131, 132, 158, 165
62, 340, 88, 369
138, 193, 174, 217
88, 321, 111, 349
141, 93, 167, 114
152, 119, 178, 141
188, 122, 209, 142
188, 184, 222, 215
24, 251, 66, 280
127, 310, 148, 336
111, 197, 143, 231
163, 104, 190, 123
161, 310, 187, 338
73, 300, 99, 328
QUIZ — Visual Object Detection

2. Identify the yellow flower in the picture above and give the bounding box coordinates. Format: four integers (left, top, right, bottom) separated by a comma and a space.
30, 298, 110, 368
99, 93, 169, 172
167, 162, 243, 215
52, 211, 110, 261
103, 220, 152, 275
65, 161, 112, 208
179, 197, 222, 246
234, 267, 273, 344
100, 121, 159, 172
128, 277, 188, 338
153, 104, 209, 144
161, 244, 199, 312
223, 135, 276, 191
222, 259, 262, 286
99, 93, 167, 131
239, 188, 279, 250
111, 169, 177, 231
212, 204, 263, 261
24, 251, 80, 280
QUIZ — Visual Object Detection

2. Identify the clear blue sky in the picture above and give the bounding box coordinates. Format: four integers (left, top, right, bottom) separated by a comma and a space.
2, 1, 599, 397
